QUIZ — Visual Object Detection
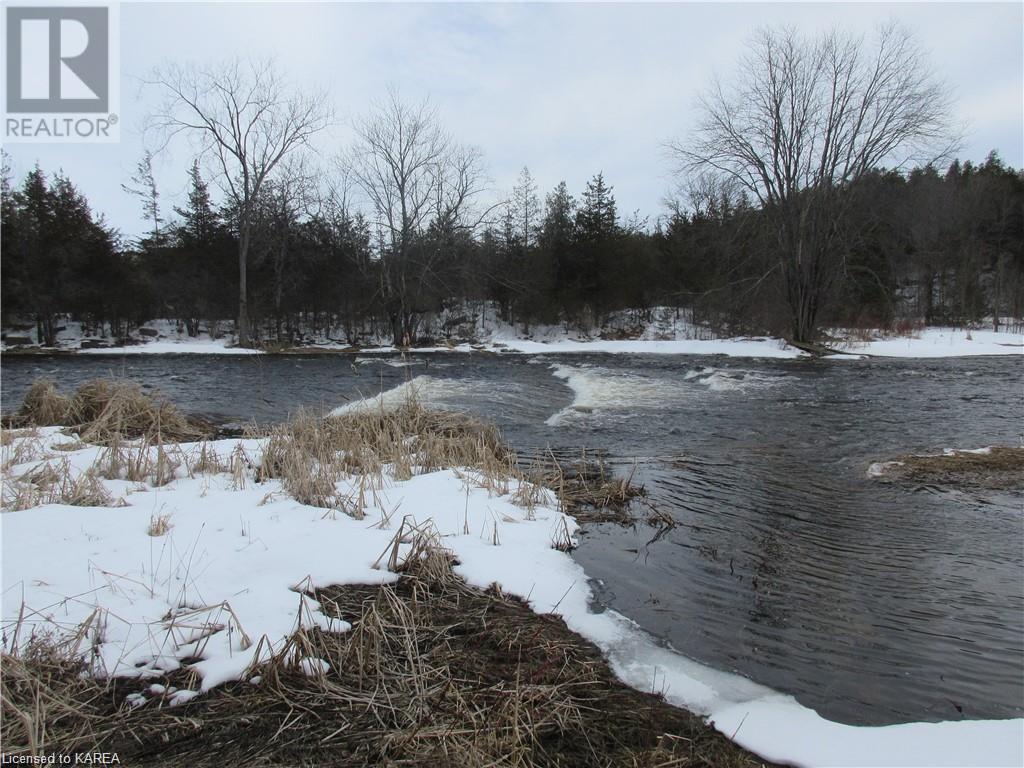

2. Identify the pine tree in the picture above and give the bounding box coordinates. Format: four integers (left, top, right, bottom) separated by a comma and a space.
122, 150, 163, 246
575, 172, 617, 241
0, 151, 24, 325
511, 166, 540, 248
539, 181, 575, 252
174, 161, 218, 244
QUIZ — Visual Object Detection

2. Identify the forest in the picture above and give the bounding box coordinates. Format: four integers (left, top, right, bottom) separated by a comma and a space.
3, 150, 1021, 348
2, 28, 1022, 347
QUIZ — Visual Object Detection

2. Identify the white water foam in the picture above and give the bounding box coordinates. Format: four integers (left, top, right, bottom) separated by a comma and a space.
546, 364, 792, 425
354, 356, 427, 368
686, 366, 791, 393
545, 363, 686, 425
330, 375, 466, 415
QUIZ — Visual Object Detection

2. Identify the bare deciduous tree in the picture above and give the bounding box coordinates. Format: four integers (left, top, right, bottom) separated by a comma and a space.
260, 156, 318, 341
671, 24, 957, 342
345, 88, 489, 344
147, 58, 331, 346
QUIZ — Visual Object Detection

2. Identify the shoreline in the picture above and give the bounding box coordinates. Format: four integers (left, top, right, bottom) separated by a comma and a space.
3, 325, 1022, 360
2, 380, 1023, 767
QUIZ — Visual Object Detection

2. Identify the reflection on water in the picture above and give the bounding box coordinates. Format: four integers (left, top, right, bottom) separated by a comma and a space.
2, 351, 1022, 725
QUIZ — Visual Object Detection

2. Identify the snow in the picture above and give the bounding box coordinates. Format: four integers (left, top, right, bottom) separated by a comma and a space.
867, 460, 904, 478
5, 312, 1021, 358
2, 426, 1021, 767
711, 696, 1023, 768
0, 318, 258, 355
78, 340, 260, 355
494, 336, 802, 357
832, 327, 1023, 358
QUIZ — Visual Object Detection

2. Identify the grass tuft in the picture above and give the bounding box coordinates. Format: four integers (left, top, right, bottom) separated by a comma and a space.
13, 379, 208, 444
874, 446, 1024, 489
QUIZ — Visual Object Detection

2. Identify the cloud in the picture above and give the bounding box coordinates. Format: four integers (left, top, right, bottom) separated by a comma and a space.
5, 2, 1020, 237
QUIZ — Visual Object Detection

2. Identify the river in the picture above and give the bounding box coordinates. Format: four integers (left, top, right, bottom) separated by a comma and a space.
2, 350, 1021, 726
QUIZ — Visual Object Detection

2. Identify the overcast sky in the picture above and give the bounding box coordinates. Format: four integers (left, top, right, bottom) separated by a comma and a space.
5, 1, 1022, 238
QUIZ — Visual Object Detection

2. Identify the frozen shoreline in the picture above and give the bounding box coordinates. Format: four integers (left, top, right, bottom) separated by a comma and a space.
4, 325, 1021, 359
2, 311, 1021, 358
2, 420, 1021, 767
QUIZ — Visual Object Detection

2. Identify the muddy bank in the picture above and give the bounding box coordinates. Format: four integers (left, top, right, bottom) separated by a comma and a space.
870, 447, 1024, 489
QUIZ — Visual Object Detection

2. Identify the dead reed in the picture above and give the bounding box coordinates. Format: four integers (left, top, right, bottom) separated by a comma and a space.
877, 446, 1024, 490
2, 458, 115, 510
0, 381, 703, 767
14, 378, 209, 444
0, 536, 772, 768
256, 397, 519, 520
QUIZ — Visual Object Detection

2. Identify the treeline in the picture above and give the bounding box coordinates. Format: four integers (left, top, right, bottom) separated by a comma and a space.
2, 152, 1022, 345
661, 154, 1024, 335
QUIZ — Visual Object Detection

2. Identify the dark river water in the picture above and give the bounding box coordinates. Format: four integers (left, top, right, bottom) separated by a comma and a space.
2, 351, 1022, 726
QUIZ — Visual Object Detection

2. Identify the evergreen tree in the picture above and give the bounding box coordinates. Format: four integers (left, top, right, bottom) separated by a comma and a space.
511, 166, 540, 248
174, 161, 218, 243
0, 151, 26, 325
122, 151, 163, 247
575, 172, 617, 241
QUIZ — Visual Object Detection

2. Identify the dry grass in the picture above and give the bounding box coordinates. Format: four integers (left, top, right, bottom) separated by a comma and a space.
94, 435, 181, 487
1, 425, 41, 446
526, 450, 644, 524
255, 398, 644, 525
0, 542, 774, 768
8, 377, 645, 523
0, 641, 121, 757
13, 378, 209, 444
147, 512, 173, 536
878, 446, 1024, 490
256, 398, 520, 520
2, 459, 115, 510
17, 380, 71, 426
1, 428, 44, 471
0, 381, 714, 767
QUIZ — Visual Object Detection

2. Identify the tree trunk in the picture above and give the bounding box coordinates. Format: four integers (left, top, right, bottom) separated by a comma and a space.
39, 313, 56, 347
238, 225, 251, 347
274, 241, 286, 341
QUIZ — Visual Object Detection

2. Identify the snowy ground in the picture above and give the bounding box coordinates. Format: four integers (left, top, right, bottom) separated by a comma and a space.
2, 424, 1021, 767
829, 327, 1023, 358
2, 312, 1020, 358
0, 319, 258, 355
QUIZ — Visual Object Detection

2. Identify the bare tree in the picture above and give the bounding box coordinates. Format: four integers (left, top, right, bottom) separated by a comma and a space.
345, 88, 488, 344
260, 156, 318, 341
146, 58, 331, 346
671, 24, 957, 342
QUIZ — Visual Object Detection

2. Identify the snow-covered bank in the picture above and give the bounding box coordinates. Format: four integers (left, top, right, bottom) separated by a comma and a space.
494, 335, 801, 357
831, 327, 1022, 358
4, 311, 1021, 357
710, 697, 1023, 768
1, 318, 259, 355
2, 423, 1021, 767
77, 339, 261, 355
